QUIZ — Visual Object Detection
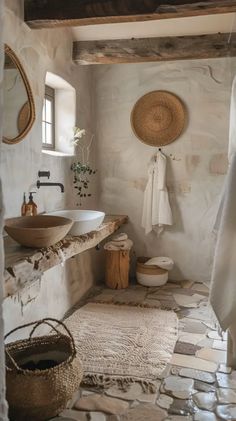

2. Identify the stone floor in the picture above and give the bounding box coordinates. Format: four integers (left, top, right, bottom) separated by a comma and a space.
52, 280, 236, 421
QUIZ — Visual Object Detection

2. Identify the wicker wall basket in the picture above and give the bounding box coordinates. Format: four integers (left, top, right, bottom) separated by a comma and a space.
131, 90, 187, 147
5, 318, 83, 421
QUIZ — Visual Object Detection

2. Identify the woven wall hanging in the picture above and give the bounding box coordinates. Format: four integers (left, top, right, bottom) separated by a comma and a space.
131, 90, 187, 147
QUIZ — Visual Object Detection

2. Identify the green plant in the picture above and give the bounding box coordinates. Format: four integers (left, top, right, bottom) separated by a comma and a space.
71, 162, 97, 206
71, 127, 96, 206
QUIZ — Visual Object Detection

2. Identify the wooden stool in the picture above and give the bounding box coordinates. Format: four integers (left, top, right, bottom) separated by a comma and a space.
105, 249, 130, 289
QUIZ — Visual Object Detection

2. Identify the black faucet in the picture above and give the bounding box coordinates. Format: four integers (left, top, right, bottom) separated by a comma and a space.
36, 180, 64, 193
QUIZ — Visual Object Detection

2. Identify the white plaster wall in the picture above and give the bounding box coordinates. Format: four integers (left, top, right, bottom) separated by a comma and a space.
93, 59, 232, 283
0, 0, 8, 418
2, 2, 97, 217
1, 1, 100, 338
72, 13, 236, 41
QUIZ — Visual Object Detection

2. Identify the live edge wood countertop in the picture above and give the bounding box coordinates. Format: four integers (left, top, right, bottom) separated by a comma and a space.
4, 214, 128, 298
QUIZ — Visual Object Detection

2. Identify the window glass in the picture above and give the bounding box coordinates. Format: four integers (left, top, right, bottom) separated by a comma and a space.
42, 86, 55, 149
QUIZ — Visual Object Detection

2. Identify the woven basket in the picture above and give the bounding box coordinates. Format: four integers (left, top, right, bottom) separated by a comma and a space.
137, 257, 167, 275
131, 90, 187, 147
5, 318, 83, 421
136, 257, 168, 287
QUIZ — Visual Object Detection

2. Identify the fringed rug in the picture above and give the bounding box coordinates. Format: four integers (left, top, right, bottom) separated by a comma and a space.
64, 303, 178, 391
91, 293, 179, 311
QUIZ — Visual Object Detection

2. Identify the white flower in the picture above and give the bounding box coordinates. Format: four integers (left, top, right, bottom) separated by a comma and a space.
72, 126, 86, 145
74, 127, 86, 139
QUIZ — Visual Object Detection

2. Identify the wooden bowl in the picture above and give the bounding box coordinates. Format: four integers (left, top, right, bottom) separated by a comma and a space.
4, 215, 73, 248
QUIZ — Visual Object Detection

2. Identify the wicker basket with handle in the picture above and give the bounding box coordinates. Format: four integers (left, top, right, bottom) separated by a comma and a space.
5, 318, 83, 421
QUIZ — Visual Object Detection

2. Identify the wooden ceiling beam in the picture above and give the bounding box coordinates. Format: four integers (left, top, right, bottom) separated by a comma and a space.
24, 1, 236, 29
73, 32, 236, 64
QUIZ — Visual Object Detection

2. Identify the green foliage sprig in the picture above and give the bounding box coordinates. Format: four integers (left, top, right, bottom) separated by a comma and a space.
71, 126, 97, 206
71, 161, 97, 206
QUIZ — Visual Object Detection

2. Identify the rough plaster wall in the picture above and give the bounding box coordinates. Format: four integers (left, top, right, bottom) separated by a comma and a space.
3, 1, 97, 217
0, 183, 8, 421
0, 0, 8, 418
3, 250, 101, 342
93, 59, 232, 283
2, 1, 100, 338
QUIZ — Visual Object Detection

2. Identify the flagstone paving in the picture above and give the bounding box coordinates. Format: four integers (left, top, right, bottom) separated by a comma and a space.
52, 281, 236, 421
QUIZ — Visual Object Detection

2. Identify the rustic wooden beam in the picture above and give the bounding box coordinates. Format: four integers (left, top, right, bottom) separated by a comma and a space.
73, 33, 236, 64
24, 0, 236, 29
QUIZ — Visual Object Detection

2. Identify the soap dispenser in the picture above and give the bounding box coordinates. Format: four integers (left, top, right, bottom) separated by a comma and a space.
25, 192, 37, 216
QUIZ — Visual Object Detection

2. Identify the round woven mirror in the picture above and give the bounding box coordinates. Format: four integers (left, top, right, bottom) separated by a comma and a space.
131, 90, 187, 147
3, 45, 35, 144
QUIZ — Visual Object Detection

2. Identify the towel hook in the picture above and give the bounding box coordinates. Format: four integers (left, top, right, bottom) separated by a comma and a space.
154, 147, 163, 161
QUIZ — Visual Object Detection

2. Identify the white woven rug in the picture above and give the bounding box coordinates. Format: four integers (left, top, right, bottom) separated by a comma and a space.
64, 303, 178, 390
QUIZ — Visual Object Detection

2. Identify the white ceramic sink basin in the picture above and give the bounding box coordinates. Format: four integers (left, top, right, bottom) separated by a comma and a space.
46, 210, 105, 236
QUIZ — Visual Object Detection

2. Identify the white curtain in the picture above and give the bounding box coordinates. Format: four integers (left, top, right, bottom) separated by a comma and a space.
210, 153, 236, 331
0, 0, 9, 419
228, 76, 236, 164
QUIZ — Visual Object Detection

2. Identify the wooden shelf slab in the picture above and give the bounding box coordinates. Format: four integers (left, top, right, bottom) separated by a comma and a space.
4, 214, 128, 298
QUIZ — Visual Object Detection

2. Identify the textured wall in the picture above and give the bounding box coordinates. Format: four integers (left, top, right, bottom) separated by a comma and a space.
2, 1, 100, 337
0, 0, 9, 418
93, 59, 232, 282
2, 2, 96, 217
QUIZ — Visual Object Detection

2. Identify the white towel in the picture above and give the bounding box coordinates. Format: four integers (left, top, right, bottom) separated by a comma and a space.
104, 239, 133, 251
141, 152, 173, 235
144, 257, 174, 271
112, 233, 128, 242
210, 152, 236, 331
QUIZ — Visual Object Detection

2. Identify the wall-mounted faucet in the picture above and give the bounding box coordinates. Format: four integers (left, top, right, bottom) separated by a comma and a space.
36, 180, 64, 193
37, 169, 64, 192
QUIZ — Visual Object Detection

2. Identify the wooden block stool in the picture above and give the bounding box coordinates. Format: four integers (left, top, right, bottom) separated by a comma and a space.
105, 249, 130, 289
